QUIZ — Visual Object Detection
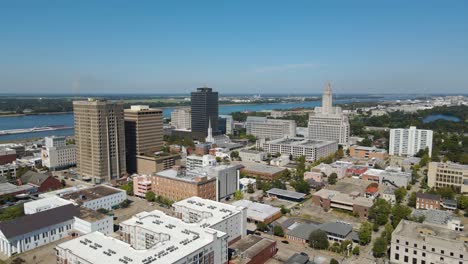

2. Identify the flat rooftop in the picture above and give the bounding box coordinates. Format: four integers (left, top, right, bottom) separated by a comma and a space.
61, 185, 123, 203
266, 188, 306, 200
235, 161, 286, 174
229, 235, 275, 263
57, 210, 224, 264
393, 220, 468, 253
0, 182, 35, 196
313, 189, 374, 208
266, 137, 336, 148
79, 207, 109, 222
173, 196, 244, 227
411, 209, 458, 226
232, 200, 280, 221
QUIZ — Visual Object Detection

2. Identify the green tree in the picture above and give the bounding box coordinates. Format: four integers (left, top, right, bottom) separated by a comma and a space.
372, 236, 388, 258
458, 195, 468, 209
247, 183, 255, 194
145, 191, 156, 202
230, 151, 239, 160
352, 246, 360, 255
234, 190, 244, 200
295, 155, 306, 179
256, 222, 268, 232
328, 173, 338, 185
280, 205, 290, 215
273, 225, 284, 237
394, 187, 407, 204
216, 156, 222, 163
358, 222, 372, 245
391, 204, 412, 228
407, 192, 417, 207
383, 223, 394, 243
272, 179, 286, 190
369, 198, 392, 226
308, 230, 329, 249
330, 259, 339, 264
436, 186, 455, 199
291, 179, 310, 194
340, 240, 353, 255
120, 181, 134, 196
97, 208, 109, 214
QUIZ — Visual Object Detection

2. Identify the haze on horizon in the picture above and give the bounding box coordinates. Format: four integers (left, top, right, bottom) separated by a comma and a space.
1, 1, 467, 95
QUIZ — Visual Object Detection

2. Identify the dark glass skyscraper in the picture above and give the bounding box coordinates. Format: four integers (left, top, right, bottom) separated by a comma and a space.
191, 87, 218, 140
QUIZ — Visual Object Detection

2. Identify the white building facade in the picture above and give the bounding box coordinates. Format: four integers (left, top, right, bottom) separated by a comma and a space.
258, 137, 338, 162
389, 126, 433, 157
246, 117, 296, 140
170, 108, 191, 129
41, 136, 76, 170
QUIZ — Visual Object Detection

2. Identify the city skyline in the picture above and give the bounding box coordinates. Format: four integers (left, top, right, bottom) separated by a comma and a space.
1, 1, 467, 94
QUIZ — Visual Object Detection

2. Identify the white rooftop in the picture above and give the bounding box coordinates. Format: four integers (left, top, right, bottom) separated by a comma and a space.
173, 196, 245, 227
231, 200, 280, 222
57, 210, 223, 264
24, 196, 73, 214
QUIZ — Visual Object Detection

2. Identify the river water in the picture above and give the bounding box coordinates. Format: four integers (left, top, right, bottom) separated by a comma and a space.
0, 95, 418, 142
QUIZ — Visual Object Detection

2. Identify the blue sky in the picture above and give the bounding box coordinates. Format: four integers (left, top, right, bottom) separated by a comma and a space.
0, 0, 467, 94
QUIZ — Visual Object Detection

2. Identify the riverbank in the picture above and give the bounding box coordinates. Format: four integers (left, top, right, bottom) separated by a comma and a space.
0, 111, 73, 118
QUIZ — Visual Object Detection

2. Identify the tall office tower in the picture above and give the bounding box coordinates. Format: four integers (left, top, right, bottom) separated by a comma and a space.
191, 87, 218, 140
218, 115, 233, 135
389, 126, 433, 157
245, 117, 296, 140
124, 105, 163, 173
73, 99, 126, 183
170, 108, 191, 129
308, 82, 350, 145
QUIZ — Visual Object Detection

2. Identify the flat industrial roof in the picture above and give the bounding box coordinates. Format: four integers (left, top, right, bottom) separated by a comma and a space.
266, 188, 306, 200
313, 189, 373, 207
236, 161, 286, 174
61, 185, 124, 203
265, 137, 336, 148
232, 200, 280, 221
0, 182, 35, 196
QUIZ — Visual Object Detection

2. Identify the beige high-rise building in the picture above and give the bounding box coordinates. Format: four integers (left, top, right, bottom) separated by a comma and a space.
124, 105, 163, 173
170, 108, 191, 129
73, 99, 126, 183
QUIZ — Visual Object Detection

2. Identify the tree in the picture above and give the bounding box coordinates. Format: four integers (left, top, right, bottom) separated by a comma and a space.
407, 192, 417, 207
273, 225, 284, 237
61, 179, 66, 187
330, 259, 339, 264
308, 230, 329, 249
256, 222, 268, 232
216, 156, 222, 163
295, 156, 306, 179
391, 204, 412, 228
234, 190, 244, 200
345, 148, 350, 156
272, 179, 286, 190
120, 181, 134, 196
358, 222, 372, 245
340, 240, 353, 256
291, 179, 310, 194
458, 195, 468, 209
145, 191, 156, 202
372, 236, 388, 258
280, 205, 290, 215
352, 246, 360, 255
97, 208, 109, 214
383, 223, 394, 243
247, 183, 255, 193
230, 151, 239, 160
328, 173, 337, 185
369, 198, 392, 226
436, 186, 455, 199
394, 187, 407, 204
120, 199, 131, 208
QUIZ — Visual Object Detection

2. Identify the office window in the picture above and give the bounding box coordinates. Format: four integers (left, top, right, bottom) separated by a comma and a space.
404, 256, 409, 263
395, 254, 399, 260
412, 259, 417, 264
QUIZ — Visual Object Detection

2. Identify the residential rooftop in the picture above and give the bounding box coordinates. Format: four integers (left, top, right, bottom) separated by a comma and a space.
229, 235, 276, 264
416, 192, 441, 200
57, 210, 224, 264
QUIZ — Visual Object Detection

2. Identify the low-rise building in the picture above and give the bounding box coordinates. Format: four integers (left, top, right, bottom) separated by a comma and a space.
258, 137, 338, 162
229, 235, 277, 264
411, 209, 464, 231
0, 182, 36, 199
349, 145, 388, 160
186, 154, 217, 170
266, 188, 306, 202
0, 204, 112, 257
232, 200, 282, 225
380, 185, 396, 205
361, 167, 412, 188
416, 192, 441, 210
132, 174, 152, 198
236, 162, 287, 181
310, 161, 351, 179
0, 163, 17, 180
173, 196, 247, 244
269, 155, 290, 167
61, 185, 127, 210
427, 162, 468, 194
239, 178, 256, 193
135, 153, 182, 175
0, 148, 16, 165
346, 165, 368, 177
390, 220, 467, 264
312, 189, 373, 218
24, 196, 73, 214
19, 171, 62, 193
287, 221, 357, 244
239, 149, 267, 162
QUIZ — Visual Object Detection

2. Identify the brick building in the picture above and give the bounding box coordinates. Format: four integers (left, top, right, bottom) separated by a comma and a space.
349, 145, 388, 160
312, 189, 373, 218
416, 192, 441, 210
0, 148, 16, 165
19, 171, 62, 193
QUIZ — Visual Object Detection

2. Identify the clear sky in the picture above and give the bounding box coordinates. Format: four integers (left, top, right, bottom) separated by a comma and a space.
1, 0, 467, 94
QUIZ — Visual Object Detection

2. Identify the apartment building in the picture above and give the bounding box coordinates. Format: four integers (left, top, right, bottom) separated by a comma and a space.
308, 82, 350, 145
390, 220, 467, 264
258, 137, 338, 162
389, 126, 433, 157
41, 136, 76, 170
124, 105, 163, 173
170, 108, 191, 130
427, 162, 468, 194
246, 117, 296, 140
73, 99, 126, 183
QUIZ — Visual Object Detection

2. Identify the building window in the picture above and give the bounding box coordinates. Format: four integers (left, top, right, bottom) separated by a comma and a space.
395, 254, 399, 260
404, 256, 409, 263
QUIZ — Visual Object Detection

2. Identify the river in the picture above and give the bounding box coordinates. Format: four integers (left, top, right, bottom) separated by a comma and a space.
0, 95, 418, 142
